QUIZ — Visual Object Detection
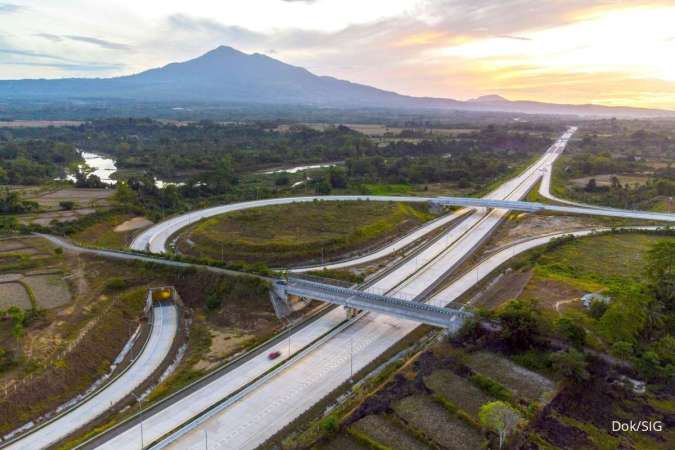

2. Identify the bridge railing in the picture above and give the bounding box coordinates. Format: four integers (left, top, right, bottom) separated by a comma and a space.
286, 278, 471, 320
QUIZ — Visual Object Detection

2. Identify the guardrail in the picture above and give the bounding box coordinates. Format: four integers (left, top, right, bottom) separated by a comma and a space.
1, 293, 160, 449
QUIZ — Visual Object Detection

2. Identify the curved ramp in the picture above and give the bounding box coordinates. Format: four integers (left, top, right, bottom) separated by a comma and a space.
4, 304, 178, 450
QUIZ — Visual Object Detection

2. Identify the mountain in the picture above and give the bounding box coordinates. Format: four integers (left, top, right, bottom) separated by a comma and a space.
0, 46, 672, 117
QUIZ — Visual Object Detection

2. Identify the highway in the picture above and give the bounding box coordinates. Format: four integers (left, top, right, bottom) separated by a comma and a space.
5, 304, 178, 450
92, 128, 579, 450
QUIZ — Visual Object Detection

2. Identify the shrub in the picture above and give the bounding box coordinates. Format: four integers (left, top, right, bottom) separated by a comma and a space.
319, 414, 339, 433
557, 317, 586, 349
104, 277, 127, 291
59, 200, 75, 210
471, 374, 512, 401
551, 349, 589, 382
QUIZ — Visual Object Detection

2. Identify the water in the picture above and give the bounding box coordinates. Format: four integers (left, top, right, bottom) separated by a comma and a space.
262, 162, 338, 174
66, 151, 180, 188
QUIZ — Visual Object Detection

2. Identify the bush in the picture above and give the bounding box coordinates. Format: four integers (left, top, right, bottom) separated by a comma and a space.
470, 373, 512, 401
497, 300, 543, 351
551, 349, 589, 382
206, 292, 222, 310
59, 200, 75, 210
588, 299, 609, 319
319, 414, 339, 433
104, 277, 127, 291
557, 317, 586, 349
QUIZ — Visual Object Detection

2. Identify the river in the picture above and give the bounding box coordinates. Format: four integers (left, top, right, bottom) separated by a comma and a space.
68, 151, 183, 188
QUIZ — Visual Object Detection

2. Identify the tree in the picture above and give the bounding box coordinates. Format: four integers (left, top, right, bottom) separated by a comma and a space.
328, 166, 348, 189
585, 178, 598, 192
551, 348, 589, 382
275, 173, 290, 186
557, 317, 586, 348
479, 401, 522, 449
644, 241, 674, 308
588, 299, 608, 319
497, 300, 543, 350
314, 180, 331, 195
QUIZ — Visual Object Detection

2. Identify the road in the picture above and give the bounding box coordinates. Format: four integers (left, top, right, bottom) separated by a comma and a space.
92, 128, 579, 450
5, 304, 178, 450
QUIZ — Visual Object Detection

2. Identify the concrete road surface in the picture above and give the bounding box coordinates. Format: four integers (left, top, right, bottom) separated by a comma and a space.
95, 129, 577, 450
6, 304, 177, 450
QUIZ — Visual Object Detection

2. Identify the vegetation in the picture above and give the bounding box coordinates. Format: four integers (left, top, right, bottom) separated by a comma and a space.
0, 140, 80, 185
552, 119, 675, 209
175, 201, 438, 266
478, 401, 522, 449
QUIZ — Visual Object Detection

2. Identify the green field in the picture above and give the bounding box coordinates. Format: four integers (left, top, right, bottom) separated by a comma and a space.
175, 201, 438, 266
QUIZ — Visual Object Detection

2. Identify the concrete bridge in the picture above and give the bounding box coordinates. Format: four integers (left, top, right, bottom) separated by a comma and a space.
431, 196, 675, 222
270, 278, 470, 332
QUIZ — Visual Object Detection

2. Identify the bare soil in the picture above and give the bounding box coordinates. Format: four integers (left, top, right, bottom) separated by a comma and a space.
393, 394, 484, 449
519, 275, 586, 311
465, 352, 556, 403
350, 414, 428, 450
113, 217, 153, 233
424, 369, 494, 418
470, 269, 533, 310
0, 283, 31, 309
25, 188, 113, 210
23, 274, 72, 309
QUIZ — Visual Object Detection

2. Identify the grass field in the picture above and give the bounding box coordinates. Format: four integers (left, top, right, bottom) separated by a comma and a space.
70, 212, 144, 249
175, 201, 438, 266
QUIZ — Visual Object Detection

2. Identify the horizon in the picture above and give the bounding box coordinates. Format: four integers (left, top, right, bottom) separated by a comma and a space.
1, 1, 675, 110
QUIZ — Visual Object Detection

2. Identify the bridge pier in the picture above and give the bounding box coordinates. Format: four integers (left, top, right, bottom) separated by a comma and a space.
269, 281, 292, 319
344, 306, 360, 319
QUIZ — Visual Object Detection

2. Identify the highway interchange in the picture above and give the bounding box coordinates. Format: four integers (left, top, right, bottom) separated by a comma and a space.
6, 126, 674, 449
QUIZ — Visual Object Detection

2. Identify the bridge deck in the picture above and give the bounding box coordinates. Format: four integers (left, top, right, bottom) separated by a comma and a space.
280, 278, 469, 330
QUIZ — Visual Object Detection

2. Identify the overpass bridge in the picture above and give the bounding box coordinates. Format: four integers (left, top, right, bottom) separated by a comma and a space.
270, 278, 471, 332
431, 197, 675, 223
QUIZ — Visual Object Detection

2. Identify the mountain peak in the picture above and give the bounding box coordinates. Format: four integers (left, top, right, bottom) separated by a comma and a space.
469, 94, 509, 103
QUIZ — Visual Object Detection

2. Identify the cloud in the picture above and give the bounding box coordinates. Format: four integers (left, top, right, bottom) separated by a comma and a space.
496, 35, 532, 41
64, 35, 131, 50
34, 33, 131, 50
166, 14, 265, 44
34, 33, 63, 42
0, 3, 23, 14
1, 60, 124, 71
0, 47, 74, 62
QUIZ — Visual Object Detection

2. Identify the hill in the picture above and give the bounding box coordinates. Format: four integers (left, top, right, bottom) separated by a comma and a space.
0, 46, 672, 118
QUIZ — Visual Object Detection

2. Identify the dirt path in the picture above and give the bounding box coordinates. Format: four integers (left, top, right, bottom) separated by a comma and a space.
554, 298, 577, 313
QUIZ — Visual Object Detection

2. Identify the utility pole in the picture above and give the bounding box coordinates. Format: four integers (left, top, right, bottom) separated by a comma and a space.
133, 393, 144, 449
204, 430, 208, 449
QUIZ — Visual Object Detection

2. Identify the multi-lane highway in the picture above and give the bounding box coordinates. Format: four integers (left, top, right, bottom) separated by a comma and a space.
92, 128, 582, 450
6, 303, 177, 450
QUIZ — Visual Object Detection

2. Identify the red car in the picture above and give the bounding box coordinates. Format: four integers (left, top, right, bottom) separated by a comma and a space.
268, 350, 282, 360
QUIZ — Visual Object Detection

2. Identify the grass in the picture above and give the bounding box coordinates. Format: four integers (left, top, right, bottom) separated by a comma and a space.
176, 201, 438, 266
70, 212, 137, 249
535, 233, 672, 282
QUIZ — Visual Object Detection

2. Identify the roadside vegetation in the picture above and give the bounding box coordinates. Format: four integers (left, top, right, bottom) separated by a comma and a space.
268, 230, 674, 450
0, 234, 278, 441
551, 119, 674, 210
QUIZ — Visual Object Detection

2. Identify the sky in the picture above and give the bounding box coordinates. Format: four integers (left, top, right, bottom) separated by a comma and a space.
1, 0, 675, 109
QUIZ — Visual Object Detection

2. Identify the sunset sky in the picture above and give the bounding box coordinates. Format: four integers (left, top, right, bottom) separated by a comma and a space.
1, 0, 675, 109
